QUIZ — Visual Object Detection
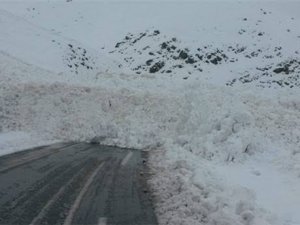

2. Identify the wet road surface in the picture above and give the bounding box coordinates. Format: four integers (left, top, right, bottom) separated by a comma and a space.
0, 143, 157, 225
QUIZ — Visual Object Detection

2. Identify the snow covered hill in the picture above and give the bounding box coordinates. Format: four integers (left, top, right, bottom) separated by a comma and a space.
0, 1, 300, 225
1, 1, 299, 87
0, 8, 119, 76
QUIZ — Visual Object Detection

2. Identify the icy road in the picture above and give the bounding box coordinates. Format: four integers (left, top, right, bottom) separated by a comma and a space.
0, 143, 157, 225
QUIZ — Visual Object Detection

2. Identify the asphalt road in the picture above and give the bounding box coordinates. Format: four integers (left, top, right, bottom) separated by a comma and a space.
0, 143, 157, 225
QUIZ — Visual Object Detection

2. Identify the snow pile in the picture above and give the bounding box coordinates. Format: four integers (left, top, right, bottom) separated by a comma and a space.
0, 81, 182, 149
148, 86, 300, 225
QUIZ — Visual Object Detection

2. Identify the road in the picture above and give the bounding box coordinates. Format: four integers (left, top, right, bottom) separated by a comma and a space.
0, 143, 158, 225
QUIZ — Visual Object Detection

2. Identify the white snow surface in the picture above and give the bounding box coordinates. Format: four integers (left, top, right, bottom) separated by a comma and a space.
0, 131, 58, 157
0, 1, 300, 225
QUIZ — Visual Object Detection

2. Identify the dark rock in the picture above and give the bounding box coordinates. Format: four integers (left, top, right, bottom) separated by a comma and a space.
235, 47, 246, 53
276, 80, 283, 86
179, 50, 188, 59
216, 56, 222, 61
166, 70, 172, 73
186, 57, 196, 64
153, 30, 160, 35
256, 67, 269, 71
161, 42, 168, 49
258, 32, 264, 36
273, 67, 289, 74
251, 51, 259, 57
210, 58, 219, 65
207, 54, 213, 59
132, 32, 146, 44
115, 41, 125, 48
221, 53, 228, 58
149, 52, 155, 56
149, 61, 165, 73
196, 54, 203, 60
146, 59, 153, 66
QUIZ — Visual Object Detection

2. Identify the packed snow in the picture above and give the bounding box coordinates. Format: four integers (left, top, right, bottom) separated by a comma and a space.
0, 1, 300, 225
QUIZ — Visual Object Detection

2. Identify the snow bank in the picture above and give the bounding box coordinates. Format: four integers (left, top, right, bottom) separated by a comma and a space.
0, 131, 58, 157
0, 81, 184, 149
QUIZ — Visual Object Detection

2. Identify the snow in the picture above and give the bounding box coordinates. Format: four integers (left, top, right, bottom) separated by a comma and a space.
213, 160, 300, 225
0, 131, 58, 157
0, 1, 300, 225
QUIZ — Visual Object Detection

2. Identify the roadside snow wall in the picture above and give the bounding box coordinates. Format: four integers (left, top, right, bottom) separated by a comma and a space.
2, 79, 299, 163
0, 82, 188, 150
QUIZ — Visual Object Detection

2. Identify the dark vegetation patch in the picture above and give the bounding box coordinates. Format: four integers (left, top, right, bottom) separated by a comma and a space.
108, 30, 239, 76
149, 61, 165, 73
106, 24, 299, 88
63, 43, 95, 74
227, 59, 300, 88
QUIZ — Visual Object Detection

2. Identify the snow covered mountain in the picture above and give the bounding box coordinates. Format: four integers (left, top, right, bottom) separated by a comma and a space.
0, 1, 300, 225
